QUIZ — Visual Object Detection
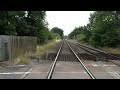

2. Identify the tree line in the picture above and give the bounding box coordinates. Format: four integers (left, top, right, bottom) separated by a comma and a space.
68, 11, 120, 48
0, 11, 64, 44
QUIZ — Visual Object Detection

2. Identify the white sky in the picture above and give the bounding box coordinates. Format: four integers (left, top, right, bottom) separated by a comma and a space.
46, 11, 94, 35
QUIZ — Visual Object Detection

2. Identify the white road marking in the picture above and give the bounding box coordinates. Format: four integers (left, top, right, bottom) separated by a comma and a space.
86, 64, 116, 67
54, 72, 87, 74
0, 72, 48, 74
0, 72, 111, 74
103, 65, 116, 67
0, 72, 88, 74
6, 65, 26, 67
18, 65, 26, 67
92, 64, 98, 67
86, 64, 98, 66
0, 72, 27, 74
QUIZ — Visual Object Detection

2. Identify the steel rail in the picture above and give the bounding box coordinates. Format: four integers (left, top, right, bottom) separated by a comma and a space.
46, 43, 63, 79
73, 43, 102, 60
71, 41, 120, 68
67, 42, 96, 79
76, 42, 120, 60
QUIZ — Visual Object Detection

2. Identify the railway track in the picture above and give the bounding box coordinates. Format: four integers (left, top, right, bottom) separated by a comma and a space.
21, 40, 120, 79
74, 41, 120, 59
69, 40, 120, 67
46, 40, 95, 79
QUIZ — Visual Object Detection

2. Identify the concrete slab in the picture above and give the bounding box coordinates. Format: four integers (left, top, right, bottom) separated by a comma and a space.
81, 60, 114, 79
92, 72, 113, 79
96, 61, 120, 79
0, 64, 32, 79
24, 60, 53, 79
52, 72, 90, 79
52, 61, 91, 79
24, 73, 48, 79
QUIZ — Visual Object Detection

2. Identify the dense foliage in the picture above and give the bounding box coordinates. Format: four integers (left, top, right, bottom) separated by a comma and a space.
69, 11, 120, 48
51, 27, 64, 39
0, 11, 53, 44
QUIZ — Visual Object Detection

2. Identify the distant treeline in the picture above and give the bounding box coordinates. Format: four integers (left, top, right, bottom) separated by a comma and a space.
68, 11, 120, 48
0, 11, 64, 44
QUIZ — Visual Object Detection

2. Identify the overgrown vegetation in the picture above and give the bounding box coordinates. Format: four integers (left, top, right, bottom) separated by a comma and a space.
0, 11, 60, 44
34, 40, 58, 59
101, 48, 120, 54
50, 27, 64, 39
69, 11, 120, 49
16, 40, 59, 65
0, 11, 65, 64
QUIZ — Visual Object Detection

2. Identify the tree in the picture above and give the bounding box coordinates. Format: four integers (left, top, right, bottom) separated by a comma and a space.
0, 11, 51, 44
0, 11, 26, 35
53, 33, 61, 40
68, 26, 91, 42
68, 11, 120, 48
68, 27, 82, 39
89, 11, 120, 47
51, 27, 64, 39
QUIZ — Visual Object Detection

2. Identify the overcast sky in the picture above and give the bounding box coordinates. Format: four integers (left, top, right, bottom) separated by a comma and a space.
46, 11, 94, 35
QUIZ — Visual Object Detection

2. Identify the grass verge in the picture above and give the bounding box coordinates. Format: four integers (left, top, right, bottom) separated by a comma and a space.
34, 40, 59, 59
101, 47, 120, 54
17, 40, 59, 65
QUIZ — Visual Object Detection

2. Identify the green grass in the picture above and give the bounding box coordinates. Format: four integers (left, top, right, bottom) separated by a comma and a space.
17, 55, 29, 65
0, 63, 7, 67
10, 40, 59, 65
10, 52, 31, 65
34, 40, 59, 59
101, 47, 120, 54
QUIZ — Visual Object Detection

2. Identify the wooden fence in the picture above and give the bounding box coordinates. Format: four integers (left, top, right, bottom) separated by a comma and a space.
10, 36, 37, 61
